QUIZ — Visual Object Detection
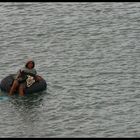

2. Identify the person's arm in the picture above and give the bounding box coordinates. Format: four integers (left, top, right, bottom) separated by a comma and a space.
15, 69, 22, 79
35, 75, 42, 82
34, 69, 37, 75
33, 69, 42, 82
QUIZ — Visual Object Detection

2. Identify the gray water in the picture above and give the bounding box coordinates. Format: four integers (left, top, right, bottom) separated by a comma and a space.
0, 2, 140, 137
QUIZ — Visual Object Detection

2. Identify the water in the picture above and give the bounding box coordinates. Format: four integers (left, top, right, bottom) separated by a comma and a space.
0, 2, 140, 137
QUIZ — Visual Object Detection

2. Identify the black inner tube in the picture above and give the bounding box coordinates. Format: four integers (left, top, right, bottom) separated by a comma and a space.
0, 74, 47, 94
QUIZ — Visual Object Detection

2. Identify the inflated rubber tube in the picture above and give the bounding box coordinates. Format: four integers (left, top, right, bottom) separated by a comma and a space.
0, 74, 47, 94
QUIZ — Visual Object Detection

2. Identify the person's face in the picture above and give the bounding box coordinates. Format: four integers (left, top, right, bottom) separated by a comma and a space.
27, 62, 34, 69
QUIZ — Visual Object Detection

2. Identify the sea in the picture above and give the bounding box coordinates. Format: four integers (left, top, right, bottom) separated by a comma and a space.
0, 2, 140, 137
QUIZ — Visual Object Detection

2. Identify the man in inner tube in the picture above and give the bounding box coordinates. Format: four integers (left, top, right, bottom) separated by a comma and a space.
9, 60, 41, 96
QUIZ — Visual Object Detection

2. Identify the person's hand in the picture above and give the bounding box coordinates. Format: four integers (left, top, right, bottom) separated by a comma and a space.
35, 77, 39, 82
20, 69, 25, 74
35, 76, 42, 82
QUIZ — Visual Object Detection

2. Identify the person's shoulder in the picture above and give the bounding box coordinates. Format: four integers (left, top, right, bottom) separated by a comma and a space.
32, 67, 37, 70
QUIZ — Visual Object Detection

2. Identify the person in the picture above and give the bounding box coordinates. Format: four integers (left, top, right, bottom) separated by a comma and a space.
9, 59, 41, 96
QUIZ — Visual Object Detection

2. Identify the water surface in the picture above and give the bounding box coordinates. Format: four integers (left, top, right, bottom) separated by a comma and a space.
0, 2, 140, 137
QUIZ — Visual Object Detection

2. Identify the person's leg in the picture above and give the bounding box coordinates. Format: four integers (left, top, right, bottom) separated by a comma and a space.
19, 83, 25, 96
9, 80, 19, 95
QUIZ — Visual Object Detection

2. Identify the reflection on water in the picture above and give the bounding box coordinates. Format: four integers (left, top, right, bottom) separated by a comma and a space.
0, 96, 9, 101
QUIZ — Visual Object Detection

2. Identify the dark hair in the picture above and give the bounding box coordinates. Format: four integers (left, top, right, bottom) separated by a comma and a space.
25, 61, 35, 68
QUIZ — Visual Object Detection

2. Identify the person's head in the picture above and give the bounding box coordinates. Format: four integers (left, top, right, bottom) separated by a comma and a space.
25, 60, 35, 69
